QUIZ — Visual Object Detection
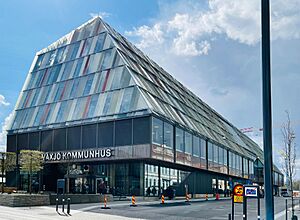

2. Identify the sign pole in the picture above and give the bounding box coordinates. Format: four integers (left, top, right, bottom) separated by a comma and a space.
232, 195, 234, 220
243, 196, 247, 220
258, 195, 261, 220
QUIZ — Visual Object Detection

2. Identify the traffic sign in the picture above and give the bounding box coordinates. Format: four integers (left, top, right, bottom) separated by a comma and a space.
233, 184, 243, 204
234, 195, 243, 203
244, 185, 259, 198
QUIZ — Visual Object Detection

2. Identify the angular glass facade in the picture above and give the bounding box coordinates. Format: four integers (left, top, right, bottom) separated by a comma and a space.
6, 17, 283, 196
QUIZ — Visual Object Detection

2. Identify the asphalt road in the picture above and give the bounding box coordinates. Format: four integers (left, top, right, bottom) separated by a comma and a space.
1, 197, 298, 220
86, 197, 295, 220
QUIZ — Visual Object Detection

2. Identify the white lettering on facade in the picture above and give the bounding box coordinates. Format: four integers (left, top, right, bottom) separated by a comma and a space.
42, 148, 113, 162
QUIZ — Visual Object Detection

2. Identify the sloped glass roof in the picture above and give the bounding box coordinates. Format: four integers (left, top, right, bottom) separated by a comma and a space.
8, 17, 281, 172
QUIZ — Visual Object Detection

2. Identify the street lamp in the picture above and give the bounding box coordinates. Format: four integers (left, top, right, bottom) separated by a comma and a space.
261, 0, 274, 219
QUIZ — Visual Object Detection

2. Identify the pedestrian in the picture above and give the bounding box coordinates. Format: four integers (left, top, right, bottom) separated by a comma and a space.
152, 186, 157, 196
146, 187, 151, 197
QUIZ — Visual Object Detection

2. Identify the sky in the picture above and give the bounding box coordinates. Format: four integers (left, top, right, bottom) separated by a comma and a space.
0, 0, 299, 177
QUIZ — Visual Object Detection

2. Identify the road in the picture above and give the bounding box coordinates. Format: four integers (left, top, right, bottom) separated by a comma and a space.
87, 197, 294, 220
0, 197, 298, 220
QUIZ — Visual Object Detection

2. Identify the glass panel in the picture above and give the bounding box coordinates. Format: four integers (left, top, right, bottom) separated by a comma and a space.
152, 117, 163, 145
54, 82, 65, 102
33, 105, 45, 126
98, 122, 113, 147
33, 54, 45, 71
54, 47, 66, 64
214, 145, 218, 163
100, 49, 114, 70
224, 149, 227, 166
60, 61, 75, 81
193, 135, 200, 156
102, 92, 113, 115
87, 53, 102, 74
219, 147, 224, 165
200, 139, 206, 159
82, 124, 96, 149
70, 78, 80, 98
67, 126, 81, 150
175, 127, 184, 152
72, 58, 84, 78
94, 33, 106, 53
115, 119, 132, 146
119, 87, 134, 113
71, 97, 86, 120
133, 117, 150, 145
208, 142, 213, 161
53, 128, 66, 151
81, 37, 93, 57
66, 42, 79, 60
87, 94, 99, 118
185, 132, 192, 154
163, 122, 173, 148
83, 74, 94, 96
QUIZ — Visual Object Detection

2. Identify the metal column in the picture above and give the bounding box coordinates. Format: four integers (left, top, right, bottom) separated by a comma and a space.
261, 0, 274, 219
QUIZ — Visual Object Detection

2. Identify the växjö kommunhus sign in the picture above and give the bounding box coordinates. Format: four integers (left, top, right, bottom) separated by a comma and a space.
43, 148, 113, 162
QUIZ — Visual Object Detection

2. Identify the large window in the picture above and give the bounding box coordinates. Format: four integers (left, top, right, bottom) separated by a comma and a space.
152, 118, 163, 145
41, 130, 53, 152
200, 139, 206, 159
185, 132, 192, 154
163, 122, 173, 148
243, 158, 249, 178
192, 136, 200, 156
115, 119, 132, 146
219, 147, 224, 165
213, 145, 218, 163
208, 142, 213, 161
249, 160, 254, 177
17, 133, 28, 151
133, 117, 150, 145
98, 122, 114, 147
53, 128, 66, 151
82, 124, 96, 148
67, 126, 81, 150
175, 128, 184, 152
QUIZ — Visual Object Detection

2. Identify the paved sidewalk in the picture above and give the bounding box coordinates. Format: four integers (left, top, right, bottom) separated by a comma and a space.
0, 205, 141, 220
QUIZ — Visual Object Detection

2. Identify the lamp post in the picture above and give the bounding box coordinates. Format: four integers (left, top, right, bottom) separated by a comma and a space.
261, 0, 274, 219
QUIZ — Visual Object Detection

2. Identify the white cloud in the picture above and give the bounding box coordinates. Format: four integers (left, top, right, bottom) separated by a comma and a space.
90, 12, 112, 19
125, 23, 165, 49
0, 94, 10, 106
0, 112, 14, 152
126, 0, 300, 56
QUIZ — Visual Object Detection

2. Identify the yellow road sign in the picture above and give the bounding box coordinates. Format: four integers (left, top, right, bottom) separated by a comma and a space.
233, 195, 243, 203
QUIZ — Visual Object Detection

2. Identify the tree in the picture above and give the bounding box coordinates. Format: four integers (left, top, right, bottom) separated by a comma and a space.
280, 111, 296, 215
0, 152, 17, 193
19, 150, 44, 194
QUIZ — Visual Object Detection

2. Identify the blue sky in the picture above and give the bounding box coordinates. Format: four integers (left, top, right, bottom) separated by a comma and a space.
0, 0, 299, 176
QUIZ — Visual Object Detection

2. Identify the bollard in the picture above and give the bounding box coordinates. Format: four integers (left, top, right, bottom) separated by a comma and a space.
101, 195, 111, 209
286, 199, 288, 220
205, 193, 208, 201
185, 193, 190, 203
228, 213, 231, 220
161, 194, 165, 204
55, 197, 58, 212
67, 198, 71, 215
62, 198, 65, 213
130, 195, 137, 207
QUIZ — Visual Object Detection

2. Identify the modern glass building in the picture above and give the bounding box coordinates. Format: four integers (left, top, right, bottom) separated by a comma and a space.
6, 17, 283, 196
